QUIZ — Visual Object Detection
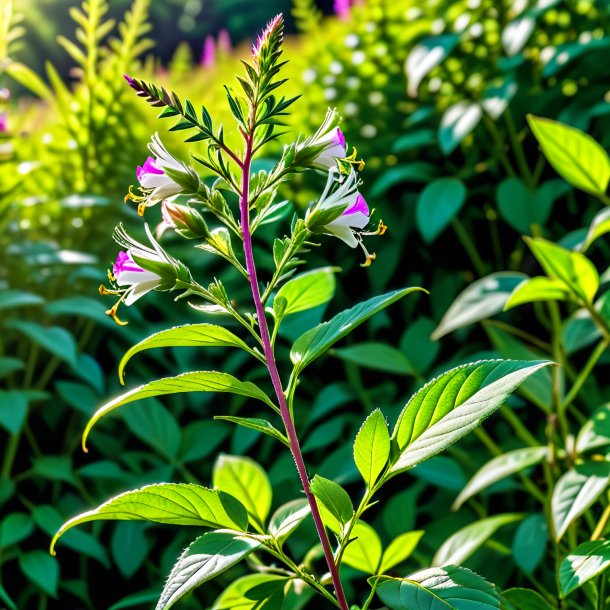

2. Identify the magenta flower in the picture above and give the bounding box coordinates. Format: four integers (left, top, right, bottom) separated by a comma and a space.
251, 14, 282, 63
201, 35, 216, 67
112, 250, 162, 306
0, 113, 7, 133
218, 29, 232, 53
296, 109, 348, 170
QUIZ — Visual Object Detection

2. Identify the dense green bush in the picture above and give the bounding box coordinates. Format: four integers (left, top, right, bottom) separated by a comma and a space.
1, 0, 610, 608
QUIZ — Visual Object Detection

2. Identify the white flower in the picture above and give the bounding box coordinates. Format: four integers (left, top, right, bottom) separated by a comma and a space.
136, 133, 184, 203
296, 109, 347, 170
112, 250, 162, 305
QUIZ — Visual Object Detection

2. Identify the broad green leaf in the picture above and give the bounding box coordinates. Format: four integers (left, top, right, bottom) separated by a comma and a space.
291, 288, 424, 370
0, 512, 34, 548
433, 514, 522, 566
0, 357, 25, 378
416, 178, 466, 243
212, 574, 288, 610
32, 456, 75, 485
123, 401, 181, 459
268, 499, 310, 544
370, 163, 438, 197
576, 404, 610, 454
112, 522, 148, 579
44, 296, 114, 327
0, 581, 16, 610
82, 371, 276, 450
0, 290, 44, 310
214, 416, 289, 447
108, 591, 161, 610
562, 309, 602, 354
432, 273, 527, 340
118, 324, 255, 383
380, 530, 424, 573
439, 101, 483, 155
582, 207, 610, 252
377, 566, 501, 610
390, 360, 551, 474
524, 237, 599, 304
0, 391, 29, 435
310, 475, 353, 534
342, 520, 382, 574
552, 463, 610, 541
401, 317, 439, 374
51, 483, 248, 555
502, 588, 556, 610
505, 277, 572, 309
496, 178, 568, 234
528, 115, 610, 196
213, 455, 272, 530
560, 539, 610, 597
334, 343, 414, 375
512, 514, 548, 574
273, 267, 337, 319
156, 531, 261, 610
453, 447, 548, 509
5, 320, 77, 366
354, 409, 391, 487
19, 551, 59, 597
405, 35, 459, 97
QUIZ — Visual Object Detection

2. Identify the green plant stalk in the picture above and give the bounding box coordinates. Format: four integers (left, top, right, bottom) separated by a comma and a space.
548, 302, 569, 442
482, 115, 518, 178
504, 110, 535, 188
592, 503, 610, 541
451, 217, 486, 276
598, 574, 607, 610
240, 130, 349, 609
483, 319, 551, 352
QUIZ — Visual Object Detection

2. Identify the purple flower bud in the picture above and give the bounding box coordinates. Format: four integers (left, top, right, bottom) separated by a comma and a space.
201, 35, 216, 67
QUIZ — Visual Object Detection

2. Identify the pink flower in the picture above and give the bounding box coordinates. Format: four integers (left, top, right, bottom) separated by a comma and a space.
112, 250, 162, 305
201, 35, 216, 67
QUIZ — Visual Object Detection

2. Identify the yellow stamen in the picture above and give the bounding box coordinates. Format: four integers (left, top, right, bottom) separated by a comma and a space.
361, 252, 376, 268
376, 220, 388, 236
343, 147, 366, 172
107, 270, 116, 282
138, 201, 146, 216
105, 304, 129, 326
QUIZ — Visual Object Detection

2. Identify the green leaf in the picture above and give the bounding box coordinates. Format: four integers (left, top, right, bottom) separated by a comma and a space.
214, 416, 289, 447
390, 360, 551, 474
370, 163, 438, 197
291, 288, 424, 370
376, 566, 501, 610
416, 178, 466, 243
5, 321, 77, 366
213, 455, 272, 530
512, 514, 548, 575
268, 499, 310, 544
433, 514, 522, 566
0, 391, 29, 435
562, 308, 602, 355
432, 273, 527, 340
310, 475, 353, 534
108, 591, 161, 610
273, 267, 337, 319
552, 463, 610, 541
453, 447, 548, 509
82, 371, 276, 450
505, 277, 573, 309
212, 574, 288, 610
354, 409, 391, 487
524, 237, 599, 304
157, 531, 261, 610
0, 290, 44, 310
0, 581, 16, 610
502, 588, 556, 610
334, 342, 414, 375
576, 404, 610, 454
5, 60, 52, 100
342, 520, 382, 574
32, 455, 75, 485
112, 521, 148, 579
560, 539, 610, 597
527, 115, 610, 196
0, 357, 25, 378
0, 512, 34, 548
439, 101, 483, 155
123, 401, 181, 459
19, 551, 59, 597
405, 35, 459, 97
380, 530, 424, 573
51, 483, 248, 555
582, 207, 610, 252
118, 324, 256, 384
44, 296, 114, 327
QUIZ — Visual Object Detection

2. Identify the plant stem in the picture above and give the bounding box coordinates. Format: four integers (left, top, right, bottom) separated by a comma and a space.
504, 110, 534, 187
451, 217, 486, 277
592, 503, 610, 541
239, 133, 349, 610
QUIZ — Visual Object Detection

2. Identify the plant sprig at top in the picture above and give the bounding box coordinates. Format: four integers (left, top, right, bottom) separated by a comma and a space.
51, 14, 552, 610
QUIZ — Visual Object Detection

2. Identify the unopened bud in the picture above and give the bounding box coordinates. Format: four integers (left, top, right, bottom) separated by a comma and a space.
162, 200, 210, 239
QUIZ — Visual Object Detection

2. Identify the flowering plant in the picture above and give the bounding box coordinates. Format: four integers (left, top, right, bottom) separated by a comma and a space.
50, 15, 550, 610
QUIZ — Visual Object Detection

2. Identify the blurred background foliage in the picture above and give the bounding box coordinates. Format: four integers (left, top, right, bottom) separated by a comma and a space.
1, 0, 610, 608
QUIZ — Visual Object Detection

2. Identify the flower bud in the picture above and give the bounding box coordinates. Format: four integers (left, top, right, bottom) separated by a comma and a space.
162, 200, 210, 240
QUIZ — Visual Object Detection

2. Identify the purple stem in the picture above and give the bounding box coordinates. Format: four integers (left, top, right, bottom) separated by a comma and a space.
240, 134, 350, 610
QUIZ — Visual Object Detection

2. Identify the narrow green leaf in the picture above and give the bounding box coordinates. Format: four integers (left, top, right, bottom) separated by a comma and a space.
273, 267, 338, 319
528, 115, 610, 196
213, 455, 272, 530
342, 520, 382, 574
119, 324, 256, 383
453, 447, 548, 509
377, 566, 501, 610
576, 404, 610, 455
291, 287, 425, 370
390, 360, 551, 475
156, 531, 261, 610
212, 574, 287, 610
0, 513, 34, 548
505, 277, 572, 309
512, 514, 548, 575
310, 475, 353, 534
334, 343, 414, 376
5, 321, 77, 366
82, 371, 276, 450
214, 416, 289, 447
552, 463, 610, 541
416, 178, 466, 243
0, 290, 44, 310
268, 499, 310, 544
582, 207, 610, 252
432, 273, 527, 340
354, 409, 391, 487
433, 514, 522, 566
380, 530, 424, 573
560, 539, 610, 597
50, 483, 248, 555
